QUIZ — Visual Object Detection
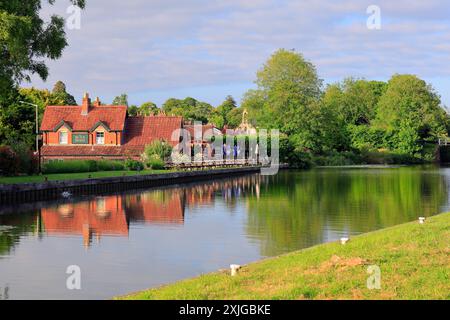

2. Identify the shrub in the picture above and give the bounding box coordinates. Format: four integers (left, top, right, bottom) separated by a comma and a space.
144, 140, 172, 161
43, 160, 92, 174
97, 160, 125, 171
147, 157, 165, 170
10, 142, 38, 175
0, 146, 19, 176
42, 159, 126, 174
312, 151, 362, 166
360, 149, 422, 165
125, 159, 144, 171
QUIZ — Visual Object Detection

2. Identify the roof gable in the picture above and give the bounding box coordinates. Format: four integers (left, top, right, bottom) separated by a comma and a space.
53, 120, 73, 132
90, 121, 111, 132
40, 105, 127, 132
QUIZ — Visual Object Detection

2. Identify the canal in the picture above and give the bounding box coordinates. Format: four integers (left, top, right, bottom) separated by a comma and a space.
0, 166, 449, 299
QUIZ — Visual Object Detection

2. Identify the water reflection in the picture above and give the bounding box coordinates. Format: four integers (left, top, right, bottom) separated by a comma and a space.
0, 174, 263, 252
0, 167, 449, 299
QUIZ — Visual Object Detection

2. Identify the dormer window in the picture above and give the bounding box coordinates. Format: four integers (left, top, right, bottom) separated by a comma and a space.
96, 132, 105, 145
59, 131, 68, 144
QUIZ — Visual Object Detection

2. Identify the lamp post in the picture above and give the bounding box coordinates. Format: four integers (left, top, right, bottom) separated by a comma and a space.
19, 101, 41, 173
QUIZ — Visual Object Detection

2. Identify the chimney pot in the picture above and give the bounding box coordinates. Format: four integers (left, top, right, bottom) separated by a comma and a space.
81, 93, 91, 115
93, 97, 101, 107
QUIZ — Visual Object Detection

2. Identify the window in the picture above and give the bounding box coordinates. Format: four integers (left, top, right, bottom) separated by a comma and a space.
59, 131, 68, 144
96, 132, 105, 145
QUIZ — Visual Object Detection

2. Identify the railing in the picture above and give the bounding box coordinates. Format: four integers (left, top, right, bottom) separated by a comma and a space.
438, 138, 450, 146
166, 158, 268, 169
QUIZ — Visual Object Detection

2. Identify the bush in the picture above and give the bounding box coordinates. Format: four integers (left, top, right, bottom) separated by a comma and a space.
42, 159, 126, 174
0, 146, 19, 176
147, 157, 165, 170
143, 140, 172, 161
97, 160, 125, 171
9, 142, 38, 175
360, 149, 422, 165
43, 160, 92, 174
312, 150, 362, 166
125, 159, 144, 171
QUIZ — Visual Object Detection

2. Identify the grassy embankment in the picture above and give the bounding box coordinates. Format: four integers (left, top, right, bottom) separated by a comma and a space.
0, 170, 169, 184
120, 213, 450, 300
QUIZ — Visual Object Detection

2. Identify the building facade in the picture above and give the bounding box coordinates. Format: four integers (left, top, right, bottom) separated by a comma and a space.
40, 93, 183, 161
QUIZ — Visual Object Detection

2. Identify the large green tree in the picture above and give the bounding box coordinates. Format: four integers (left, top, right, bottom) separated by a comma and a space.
374, 74, 448, 155
51, 80, 77, 105
0, 0, 86, 94
208, 95, 240, 128
162, 97, 213, 123
242, 49, 324, 152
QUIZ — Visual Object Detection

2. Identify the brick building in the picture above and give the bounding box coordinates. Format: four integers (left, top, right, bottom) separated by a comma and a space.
40, 93, 183, 161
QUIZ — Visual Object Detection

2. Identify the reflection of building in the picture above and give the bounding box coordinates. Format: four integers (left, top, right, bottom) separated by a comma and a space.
41, 196, 128, 248
125, 192, 185, 225
40, 190, 186, 247
37, 175, 263, 247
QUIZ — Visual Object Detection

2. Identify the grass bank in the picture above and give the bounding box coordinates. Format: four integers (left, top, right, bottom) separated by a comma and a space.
0, 169, 169, 185
120, 213, 450, 300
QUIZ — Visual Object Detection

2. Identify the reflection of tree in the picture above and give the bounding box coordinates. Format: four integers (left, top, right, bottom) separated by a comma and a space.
246, 167, 448, 257
0, 211, 39, 256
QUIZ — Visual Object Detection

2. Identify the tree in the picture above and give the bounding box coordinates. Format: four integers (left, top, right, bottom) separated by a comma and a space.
139, 102, 159, 116
128, 105, 138, 116
209, 95, 239, 128
0, 1, 86, 94
51, 81, 77, 105
242, 49, 323, 152
374, 74, 448, 155
112, 93, 129, 107
162, 97, 213, 123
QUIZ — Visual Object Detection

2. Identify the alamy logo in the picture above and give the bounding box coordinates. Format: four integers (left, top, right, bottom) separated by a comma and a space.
66, 265, 81, 290
366, 5, 381, 30
170, 123, 279, 176
367, 265, 381, 290
66, 5, 81, 30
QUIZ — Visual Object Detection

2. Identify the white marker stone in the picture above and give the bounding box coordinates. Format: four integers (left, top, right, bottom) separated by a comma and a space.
230, 264, 241, 276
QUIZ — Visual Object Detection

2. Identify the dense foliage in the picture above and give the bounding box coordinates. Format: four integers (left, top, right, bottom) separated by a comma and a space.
0, 0, 85, 94
242, 49, 449, 165
42, 159, 124, 174
162, 97, 213, 124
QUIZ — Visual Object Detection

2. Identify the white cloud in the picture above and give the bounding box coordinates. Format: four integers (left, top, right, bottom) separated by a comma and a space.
25, 0, 450, 105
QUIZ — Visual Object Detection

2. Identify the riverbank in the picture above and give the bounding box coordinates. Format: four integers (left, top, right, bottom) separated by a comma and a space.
0, 169, 169, 185
120, 212, 450, 300
0, 166, 263, 204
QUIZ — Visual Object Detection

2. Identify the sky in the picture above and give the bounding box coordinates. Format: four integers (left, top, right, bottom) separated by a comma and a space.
26, 0, 450, 108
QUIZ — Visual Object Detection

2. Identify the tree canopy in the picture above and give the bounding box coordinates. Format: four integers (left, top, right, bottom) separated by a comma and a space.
0, 1, 86, 94
162, 97, 213, 123
112, 93, 129, 107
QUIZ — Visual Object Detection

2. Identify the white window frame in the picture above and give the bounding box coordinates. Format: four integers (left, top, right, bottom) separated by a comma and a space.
96, 132, 105, 145
59, 131, 68, 144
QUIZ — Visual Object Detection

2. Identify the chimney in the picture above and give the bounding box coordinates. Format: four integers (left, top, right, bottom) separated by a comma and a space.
93, 97, 101, 107
81, 92, 91, 115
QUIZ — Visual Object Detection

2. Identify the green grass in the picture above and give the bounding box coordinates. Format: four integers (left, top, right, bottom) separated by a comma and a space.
119, 213, 450, 300
0, 170, 170, 184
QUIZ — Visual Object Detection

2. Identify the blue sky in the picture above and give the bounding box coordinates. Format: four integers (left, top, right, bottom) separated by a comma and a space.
27, 0, 450, 108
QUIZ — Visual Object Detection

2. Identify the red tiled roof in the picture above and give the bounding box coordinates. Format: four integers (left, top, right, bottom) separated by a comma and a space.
40, 105, 127, 132
123, 116, 183, 149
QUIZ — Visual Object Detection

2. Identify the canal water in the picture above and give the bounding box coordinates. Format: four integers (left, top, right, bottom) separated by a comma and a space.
0, 166, 449, 299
